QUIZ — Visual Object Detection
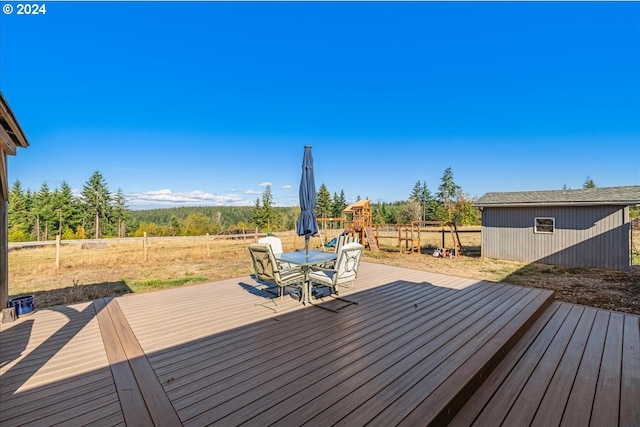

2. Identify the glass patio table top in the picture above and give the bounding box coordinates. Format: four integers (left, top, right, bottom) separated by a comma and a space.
276, 250, 337, 304
276, 250, 336, 266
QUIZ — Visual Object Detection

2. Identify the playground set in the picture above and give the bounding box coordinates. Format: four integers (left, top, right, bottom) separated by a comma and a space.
318, 200, 465, 257
318, 199, 379, 251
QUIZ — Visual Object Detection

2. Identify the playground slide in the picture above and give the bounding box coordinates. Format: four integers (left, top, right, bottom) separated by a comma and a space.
325, 231, 345, 248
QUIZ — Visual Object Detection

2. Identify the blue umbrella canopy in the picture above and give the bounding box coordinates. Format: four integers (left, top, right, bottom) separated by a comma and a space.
296, 146, 318, 253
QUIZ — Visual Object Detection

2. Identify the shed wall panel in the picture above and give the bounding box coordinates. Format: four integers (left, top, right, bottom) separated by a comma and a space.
481, 206, 630, 270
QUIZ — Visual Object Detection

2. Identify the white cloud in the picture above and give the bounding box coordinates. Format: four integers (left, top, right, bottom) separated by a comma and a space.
259, 182, 272, 187
282, 184, 293, 189
126, 189, 248, 208
245, 189, 260, 195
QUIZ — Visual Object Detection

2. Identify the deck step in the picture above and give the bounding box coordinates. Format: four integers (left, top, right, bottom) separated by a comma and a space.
396, 287, 555, 426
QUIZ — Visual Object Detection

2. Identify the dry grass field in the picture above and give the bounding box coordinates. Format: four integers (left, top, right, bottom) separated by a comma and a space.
8, 227, 640, 315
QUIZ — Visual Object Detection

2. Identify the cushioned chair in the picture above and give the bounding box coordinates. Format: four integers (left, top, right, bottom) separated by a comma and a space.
334, 234, 359, 254
308, 242, 363, 311
258, 236, 293, 269
248, 243, 305, 311
258, 236, 284, 255
321, 234, 359, 268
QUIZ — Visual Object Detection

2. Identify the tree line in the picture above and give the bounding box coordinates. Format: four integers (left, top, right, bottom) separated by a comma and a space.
7, 167, 483, 242
250, 167, 482, 229
8, 171, 128, 242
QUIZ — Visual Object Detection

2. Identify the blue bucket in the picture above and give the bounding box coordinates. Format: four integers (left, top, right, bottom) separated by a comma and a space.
8, 295, 35, 317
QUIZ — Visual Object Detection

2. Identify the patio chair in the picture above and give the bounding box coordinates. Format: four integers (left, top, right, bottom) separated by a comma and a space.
258, 236, 295, 269
321, 234, 359, 268
335, 234, 359, 253
308, 242, 363, 311
248, 243, 305, 312
258, 236, 284, 255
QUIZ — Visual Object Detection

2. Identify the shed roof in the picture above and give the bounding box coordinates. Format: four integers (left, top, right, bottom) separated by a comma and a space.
475, 185, 640, 207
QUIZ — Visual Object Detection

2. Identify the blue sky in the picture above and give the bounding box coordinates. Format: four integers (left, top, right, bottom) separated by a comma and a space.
2, 2, 639, 209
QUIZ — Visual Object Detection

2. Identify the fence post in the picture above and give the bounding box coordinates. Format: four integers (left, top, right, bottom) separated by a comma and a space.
55, 235, 61, 269
206, 233, 210, 257
143, 232, 148, 262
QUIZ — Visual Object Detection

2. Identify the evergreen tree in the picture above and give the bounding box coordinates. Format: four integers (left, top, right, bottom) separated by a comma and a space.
421, 182, 438, 221
382, 202, 400, 224
315, 183, 332, 218
583, 176, 597, 189
34, 182, 56, 240
24, 188, 35, 235
331, 190, 348, 218
53, 181, 79, 237
170, 214, 181, 236
261, 185, 274, 230
338, 190, 347, 214
8, 181, 31, 241
331, 192, 340, 217
81, 171, 112, 239
372, 203, 386, 225
410, 181, 435, 222
112, 188, 130, 238
410, 181, 422, 201
436, 167, 461, 223
249, 197, 263, 230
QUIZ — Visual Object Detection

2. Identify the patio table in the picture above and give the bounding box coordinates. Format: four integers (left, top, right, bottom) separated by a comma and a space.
276, 250, 337, 305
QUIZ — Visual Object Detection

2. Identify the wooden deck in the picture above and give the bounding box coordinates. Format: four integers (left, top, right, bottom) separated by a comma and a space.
1, 262, 638, 426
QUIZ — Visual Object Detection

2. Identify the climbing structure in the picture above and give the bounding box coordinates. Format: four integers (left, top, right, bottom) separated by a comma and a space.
398, 222, 421, 254
397, 221, 465, 256
343, 199, 379, 251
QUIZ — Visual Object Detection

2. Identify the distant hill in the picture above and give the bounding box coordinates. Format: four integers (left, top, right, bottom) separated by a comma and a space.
128, 205, 300, 232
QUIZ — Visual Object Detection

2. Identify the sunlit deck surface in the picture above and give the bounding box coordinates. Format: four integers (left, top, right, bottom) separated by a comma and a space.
1, 262, 638, 426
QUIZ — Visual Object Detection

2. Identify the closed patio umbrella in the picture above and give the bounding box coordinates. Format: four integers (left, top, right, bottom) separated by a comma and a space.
296, 145, 318, 256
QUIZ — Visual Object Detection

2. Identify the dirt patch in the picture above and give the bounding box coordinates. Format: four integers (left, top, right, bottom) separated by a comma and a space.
363, 250, 640, 315
503, 266, 640, 314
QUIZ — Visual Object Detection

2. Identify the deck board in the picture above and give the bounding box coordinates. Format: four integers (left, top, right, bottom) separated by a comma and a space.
451, 301, 640, 427
621, 314, 640, 427
0, 301, 124, 427
217, 284, 515, 426
102, 297, 182, 426
561, 309, 610, 427
500, 304, 585, 426
397, 290, 555, 427
2, 262, 638, 426
590, 312, 624, 426
312, 286, 527, 427
531, 306, 598, 427
94, 297, 154, 427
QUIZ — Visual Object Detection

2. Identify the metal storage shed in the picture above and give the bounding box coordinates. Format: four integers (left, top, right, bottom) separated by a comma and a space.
475, 186, 640, 271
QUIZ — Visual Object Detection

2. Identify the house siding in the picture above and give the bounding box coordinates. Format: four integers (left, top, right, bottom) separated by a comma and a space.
481, 205, 630, 270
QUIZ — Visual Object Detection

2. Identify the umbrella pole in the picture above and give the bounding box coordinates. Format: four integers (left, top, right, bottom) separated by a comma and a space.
305, 236, 309, 256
